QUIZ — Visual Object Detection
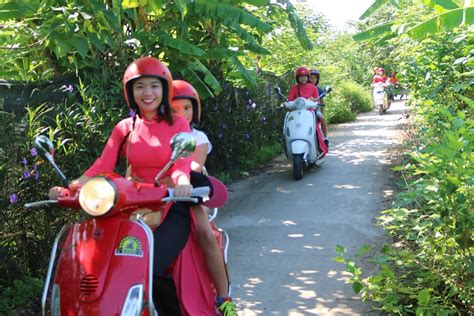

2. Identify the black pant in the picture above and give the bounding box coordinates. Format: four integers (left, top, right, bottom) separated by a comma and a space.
153, 202, 190, 316
153, 171, 212, 274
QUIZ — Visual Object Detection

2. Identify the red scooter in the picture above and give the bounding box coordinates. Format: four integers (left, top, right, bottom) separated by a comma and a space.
26, 133, 229, 315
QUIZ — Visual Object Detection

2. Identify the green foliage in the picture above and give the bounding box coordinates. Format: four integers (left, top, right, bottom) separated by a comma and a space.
0, 275, 43, 314
334, 80, 373, 113
354, 0, 473, 42
200, 75, 287, 177
337, 4, 473, 312
325, 80, 372, 123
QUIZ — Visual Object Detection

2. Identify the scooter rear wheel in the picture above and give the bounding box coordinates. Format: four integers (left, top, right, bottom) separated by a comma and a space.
293, 154, 304, 180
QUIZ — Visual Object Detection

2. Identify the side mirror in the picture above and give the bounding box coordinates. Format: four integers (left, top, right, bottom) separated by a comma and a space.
34, 135, 68, 187
34, 135, 55, 161
325, 86, 332, 94
154, 132, 196, 186
170, 133, 196, 161
274, 86, 287, 100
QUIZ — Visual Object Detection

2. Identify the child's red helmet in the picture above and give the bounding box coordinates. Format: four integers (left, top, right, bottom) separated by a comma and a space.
295, 67, 310, 81
122, 56, 173, 111
172, 80, 201, 124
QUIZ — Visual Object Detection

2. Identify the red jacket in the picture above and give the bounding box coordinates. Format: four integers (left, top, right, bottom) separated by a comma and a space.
373, 75, 387, 84
288, 83, 319, 101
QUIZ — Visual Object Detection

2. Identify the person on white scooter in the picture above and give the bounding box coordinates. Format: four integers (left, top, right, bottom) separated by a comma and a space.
170, 80, 237, 316
48, 56, 204, 315
309, 69, 326, 114
288, 66, 329, 146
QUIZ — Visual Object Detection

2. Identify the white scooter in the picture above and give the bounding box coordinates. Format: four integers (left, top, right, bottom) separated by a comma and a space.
275, 86, 331, 180
372, 82, 390, 115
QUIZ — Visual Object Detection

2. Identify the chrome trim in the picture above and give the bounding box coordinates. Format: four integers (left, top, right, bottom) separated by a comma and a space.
42, 225, 67, 316
219, 228, 231, 295
135, 219, 156, 315
208, 207, 218, 222
218, 228, 230, 264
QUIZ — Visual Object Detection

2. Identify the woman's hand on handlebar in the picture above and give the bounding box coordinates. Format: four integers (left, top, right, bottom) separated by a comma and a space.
174, 184, 193, 197
173, 175, 193, 197
48, 175, 90, 200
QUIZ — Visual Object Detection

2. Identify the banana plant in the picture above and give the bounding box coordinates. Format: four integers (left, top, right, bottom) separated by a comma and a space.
354, 0, 474, 42
0, 0, 312, 99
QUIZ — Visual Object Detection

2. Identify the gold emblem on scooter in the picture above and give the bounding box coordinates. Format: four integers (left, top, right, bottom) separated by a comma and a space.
115, 236, 143, 257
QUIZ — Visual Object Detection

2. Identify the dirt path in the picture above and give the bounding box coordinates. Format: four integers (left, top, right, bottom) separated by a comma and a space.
217, 100, 409, 315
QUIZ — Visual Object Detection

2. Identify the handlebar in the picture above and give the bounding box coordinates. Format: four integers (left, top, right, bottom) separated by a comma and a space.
162, 186, 210, 204
24, 200, 58, 208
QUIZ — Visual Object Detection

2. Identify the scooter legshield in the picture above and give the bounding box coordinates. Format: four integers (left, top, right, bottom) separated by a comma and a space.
52, 217, 153, 315
284, 110, 317, 161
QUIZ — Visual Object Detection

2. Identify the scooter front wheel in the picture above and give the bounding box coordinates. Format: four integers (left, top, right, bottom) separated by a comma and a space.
293, 154, 304, 180
378, 104, 383, 115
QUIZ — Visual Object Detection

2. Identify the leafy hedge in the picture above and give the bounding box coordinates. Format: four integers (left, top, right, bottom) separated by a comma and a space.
337, 25, 473, 314
325, 80, 373, 123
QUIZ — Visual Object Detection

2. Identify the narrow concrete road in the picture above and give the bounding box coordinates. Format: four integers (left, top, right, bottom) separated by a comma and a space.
217, 100, 408, 315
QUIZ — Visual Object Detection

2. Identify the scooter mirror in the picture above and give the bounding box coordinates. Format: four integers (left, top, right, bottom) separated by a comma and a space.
154, 133, 196, 186
274, 86, 287, 100
34, 135, 55, 162
34, 135, 69, 187
325, 86, 332, 94
170, 132, 196, 161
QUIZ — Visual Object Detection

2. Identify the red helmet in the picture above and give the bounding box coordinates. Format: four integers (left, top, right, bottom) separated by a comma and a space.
122, 56, 173, 112
295, 67, 310, 81
172, 80, 201, 124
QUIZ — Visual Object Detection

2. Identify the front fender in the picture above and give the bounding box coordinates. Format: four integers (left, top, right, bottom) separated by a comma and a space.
291, 140, 309, 156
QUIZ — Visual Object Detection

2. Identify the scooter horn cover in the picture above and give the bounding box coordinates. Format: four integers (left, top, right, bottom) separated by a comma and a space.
203, 176, 228, 208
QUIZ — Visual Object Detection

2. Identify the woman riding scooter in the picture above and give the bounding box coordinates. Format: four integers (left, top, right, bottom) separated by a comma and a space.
48, 56, 207, 314
288, 66, 329, 146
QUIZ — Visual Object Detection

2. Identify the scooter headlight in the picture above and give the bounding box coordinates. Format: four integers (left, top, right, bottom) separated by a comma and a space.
294, 98, 306, 110
79, 176, 117, 216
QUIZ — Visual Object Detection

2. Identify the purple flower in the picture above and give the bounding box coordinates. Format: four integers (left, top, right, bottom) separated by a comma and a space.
212, 106, 219, 113
261, 116, 267, 124
61, 84, 74, 93
244, 133, 252, 140
9, 193, 18, 204
30, 148, 37, 156
251, 103, 256, 108
34, 163, 39, 180
23, 169, 31, 179
217, 132, 224, 139
248, 99, 253, 105
129, 109, 136, 117
22, 158, 28, 166
219, 123, 227, 129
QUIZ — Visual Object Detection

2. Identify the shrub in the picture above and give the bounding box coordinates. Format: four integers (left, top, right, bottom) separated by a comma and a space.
0, 275, 43, 315
324, 80, 372, 123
